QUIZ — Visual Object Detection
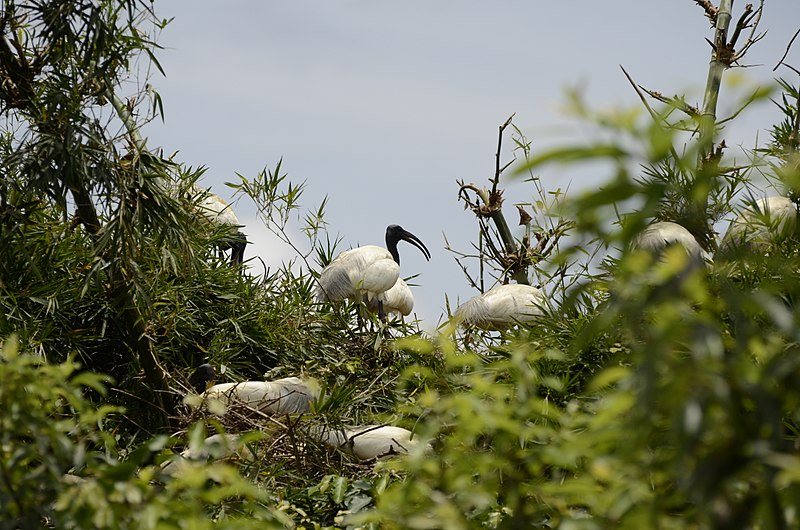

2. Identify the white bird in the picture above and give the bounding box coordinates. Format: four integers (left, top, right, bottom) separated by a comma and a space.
630, 221, 711, 265
313, 424, 424, 461
188, 364, 318, 416
365, 277, 414, 317
191, 185, 248, 266
720, 195, 797, 253
316, 224, 431, 320
453, 283, 546, 331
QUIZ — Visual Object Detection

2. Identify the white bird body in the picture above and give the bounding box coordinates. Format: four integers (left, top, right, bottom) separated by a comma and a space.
194, 187, 241, 227
454, 283, 546, 330
366, 277, 414, 317
630, 221, 711, 264
316, 225, 430, 319
721, 196, 797, 252
190, 185, 247, 265
314, 425, 423, 461
318, 245, 400, 304
200, 377, 318, 415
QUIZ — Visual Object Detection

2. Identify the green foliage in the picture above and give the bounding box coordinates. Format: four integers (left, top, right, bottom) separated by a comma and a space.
363, 74, 800, 528
3, 0, 800, 528
0, 335, 115, 526
0, 336, 294, 528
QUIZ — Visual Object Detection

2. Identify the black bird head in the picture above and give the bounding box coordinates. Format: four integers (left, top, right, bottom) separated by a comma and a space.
188, 363, 216, 394
385, 224, 431, 264
230, 231, 248, 266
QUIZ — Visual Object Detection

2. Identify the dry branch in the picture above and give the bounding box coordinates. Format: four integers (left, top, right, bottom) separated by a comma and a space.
694, 0, 719, 25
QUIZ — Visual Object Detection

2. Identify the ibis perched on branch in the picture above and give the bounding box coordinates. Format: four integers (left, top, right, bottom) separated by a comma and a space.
453, 283, 546, 331
720, 196, 797, 253
316, 224, 431, 320
192, 186, 248, 266
630, 221, 711, 266
188, 364, 318, 416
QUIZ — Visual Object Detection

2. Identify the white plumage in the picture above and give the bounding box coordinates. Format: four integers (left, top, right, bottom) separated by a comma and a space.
194, 187, 241, 227
313, 425, 424, 461
188, 364, 318, 416
191, 185, 247, 265
630, 221, 711, 265
454, 283, 546, 330
200, 377, 318, 416
720, 196, 797, 252
316, 224, 430, 319
366, 277, 414, 317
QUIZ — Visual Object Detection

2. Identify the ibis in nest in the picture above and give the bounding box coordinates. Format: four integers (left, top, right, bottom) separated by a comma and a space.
316, 224, 431, 320
453, 283, 546, 331
630, 221, 711, 266
720, 195, 797, 253
192, 186, 248, 266
313, 424, 425, 461
188, 364, 318, 416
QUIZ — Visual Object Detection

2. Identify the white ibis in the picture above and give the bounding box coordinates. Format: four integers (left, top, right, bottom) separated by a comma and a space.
187, 364, 318, 416
312, 424, 425, 461
453, 283, 546, 331
192, 186, 248, 266
720, 196, 797, 253
630, 221, 711, 266
365, 278, 414, 318
316, 224, 431, 320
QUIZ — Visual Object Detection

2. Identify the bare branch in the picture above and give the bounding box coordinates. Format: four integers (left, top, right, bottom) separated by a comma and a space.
619, 65, 685, 161
491, 113, 516, 196
731, 1, 766, 65
728, 3, 755, 51
694, 0, 719, 26
773, 26, 800, 71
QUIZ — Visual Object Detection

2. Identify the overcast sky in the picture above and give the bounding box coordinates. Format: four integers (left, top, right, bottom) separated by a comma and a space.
144, 2, 799, 329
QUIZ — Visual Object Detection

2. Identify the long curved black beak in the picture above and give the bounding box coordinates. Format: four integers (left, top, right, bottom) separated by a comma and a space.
400, 228, 431, 261
386, 224, 431, 264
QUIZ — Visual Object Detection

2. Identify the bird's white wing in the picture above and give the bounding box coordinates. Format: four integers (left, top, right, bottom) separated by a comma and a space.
193, 187, 241, 227
201, 378, 318, 415
317, 245, 395, 302
722, 196, 797, 252
367, 278, 414, 316
455, 284, 545, 330
314, 425, 422, 461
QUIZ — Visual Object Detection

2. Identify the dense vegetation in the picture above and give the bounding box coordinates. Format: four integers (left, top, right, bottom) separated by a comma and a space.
1, 0, 800, 528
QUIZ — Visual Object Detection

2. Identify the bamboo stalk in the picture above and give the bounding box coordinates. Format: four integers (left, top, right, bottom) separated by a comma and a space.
108, 87, 172, 428
691, 0, 732, 247
698, 0, 732, 159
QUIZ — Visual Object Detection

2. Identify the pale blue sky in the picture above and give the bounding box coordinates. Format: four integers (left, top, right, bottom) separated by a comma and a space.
145, 2, 799, 328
